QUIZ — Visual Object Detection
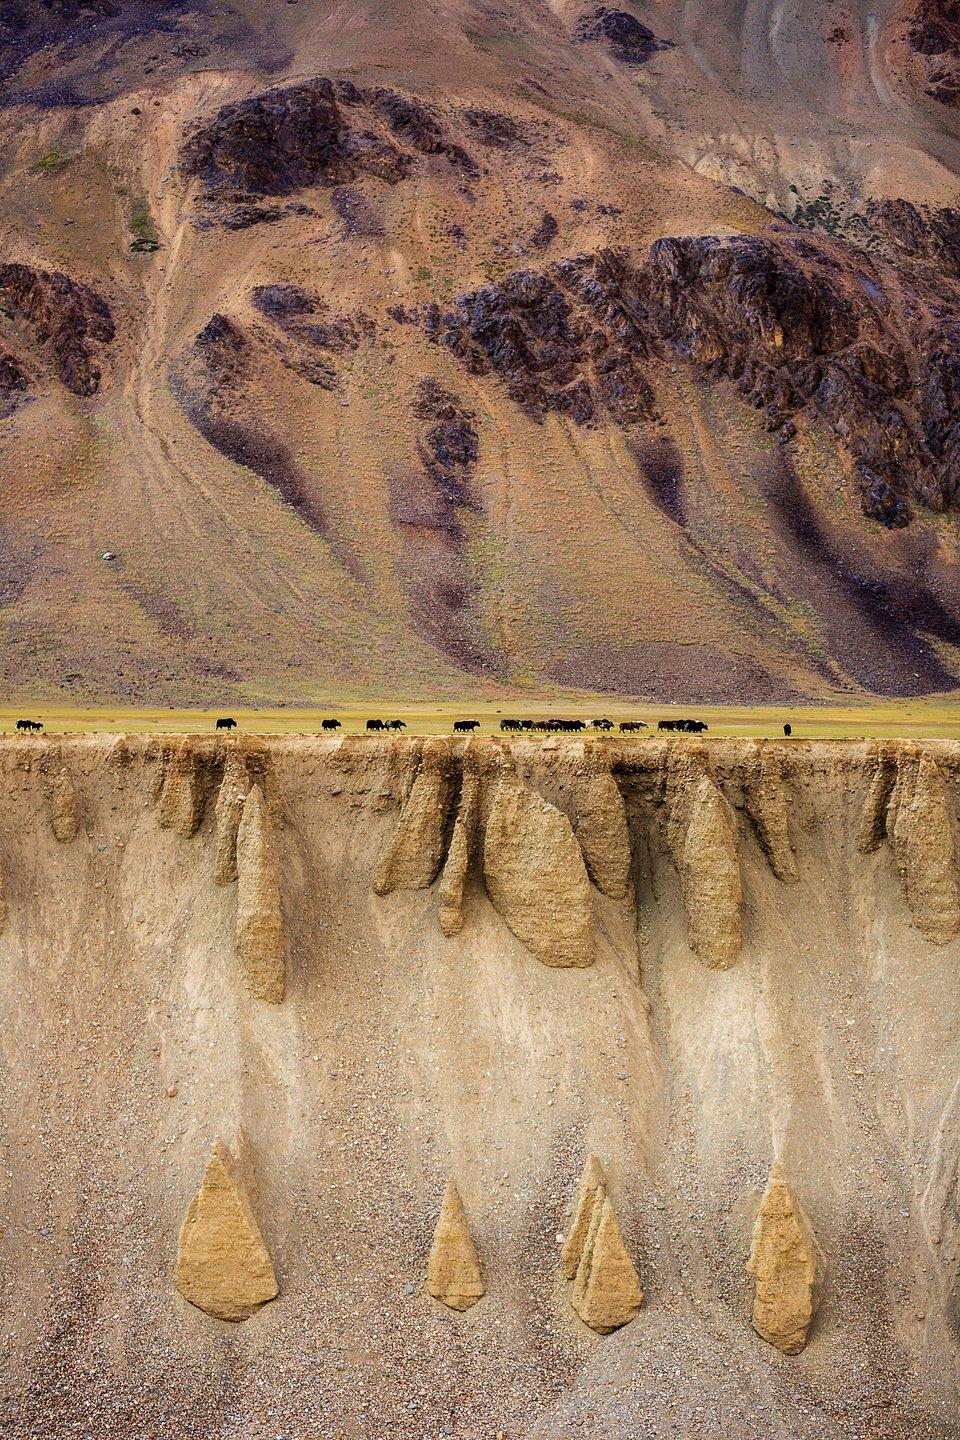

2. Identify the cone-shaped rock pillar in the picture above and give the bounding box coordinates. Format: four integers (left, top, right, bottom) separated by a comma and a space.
483, 775, 593, 967
174, 1141, 278, 1321
561, 1155, 642, 1333
680, 774, 742, 968
427, 1178, 484, 1312
235, 784, 285, 1003
887, 751, 960, 944
747, 1163, 817, 1354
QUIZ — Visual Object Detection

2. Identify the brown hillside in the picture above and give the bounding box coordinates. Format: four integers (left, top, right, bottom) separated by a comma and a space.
1, 3, 960, 704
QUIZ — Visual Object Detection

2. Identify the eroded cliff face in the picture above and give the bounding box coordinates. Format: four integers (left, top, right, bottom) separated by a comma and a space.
0, 734, 959, 1440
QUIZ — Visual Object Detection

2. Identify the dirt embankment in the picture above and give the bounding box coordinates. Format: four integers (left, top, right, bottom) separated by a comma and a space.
0, 733, 958, 1439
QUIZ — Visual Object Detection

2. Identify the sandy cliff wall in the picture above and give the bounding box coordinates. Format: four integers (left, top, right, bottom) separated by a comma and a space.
0, 734, 958, 1439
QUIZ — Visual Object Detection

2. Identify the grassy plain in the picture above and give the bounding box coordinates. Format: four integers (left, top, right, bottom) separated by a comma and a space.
1, 699, 959, 739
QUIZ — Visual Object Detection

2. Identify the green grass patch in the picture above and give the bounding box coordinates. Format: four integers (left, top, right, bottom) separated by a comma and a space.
31, 146, 72, 176
129, 194, 161, 253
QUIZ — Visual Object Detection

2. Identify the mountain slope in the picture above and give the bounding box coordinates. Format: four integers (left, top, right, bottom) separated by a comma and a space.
2, 1, 960, 705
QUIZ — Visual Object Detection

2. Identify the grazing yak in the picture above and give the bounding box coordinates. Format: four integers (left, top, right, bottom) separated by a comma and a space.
215, 717, 237, 730
16, 718, 42, 732
658, 719, 708, 734
783, 723, 792, 737
619, 721, 648, 733
322, 718, 342, 731
454, 719, 480, 732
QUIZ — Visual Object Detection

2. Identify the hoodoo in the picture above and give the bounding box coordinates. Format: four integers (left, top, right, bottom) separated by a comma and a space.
426, 1177, 485, 1311
742, 747, 797, 882
235, 783, 285, 1002
747, 1163, 818, 1354
673, 768, 743, 967
174, 1141, 279, 1322
887, 750, 960, 944
482, 774, 594, 967
573, 759, 632, 900
438, 769, 479, 936
562, 1156, 642, 1333
374, 746, 453, 895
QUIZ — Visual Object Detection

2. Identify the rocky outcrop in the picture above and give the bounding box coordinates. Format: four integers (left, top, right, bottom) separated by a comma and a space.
439, 771, 479, 937
425, 228, 960, 523
181, 78, 474, 227
910, 0, 960, 105
667, 757, 742, 967
575, 7, 672, 64
427, 1177, 484, 1311
747, 1163, 817, 1354
0, 263, 114, 397
887, 750, 960, 944
174, 1141, 278, 1322
49, 767, 79, 843
235, 785, 285, 1003
742, 748, 797, 881
214, 750, 251, 885
157, 741, 204, 838
483, 775, 593, 967
857, 743, 897, 854
562, 1155, 642, 1333
573, 763, 632, 899
373, 749, 453, 895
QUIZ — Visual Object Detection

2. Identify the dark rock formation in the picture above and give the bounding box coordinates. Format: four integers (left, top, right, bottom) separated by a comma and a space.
413, 378, 479, 507
910, 0, 960, 104
461, 107, 529, 148
529, 212, 559, 249
426, 253, 655, 425
575, 7, 672, 64
390, 379, 494, 673
0, 352, 28, 414
0, 263, 113, 395
172, 314, 358, 573
367, 88, 477, 174
182, 79, 475, 225
428, 229, 960, 522
181, 78, 409, 207
250, 283, 374, 387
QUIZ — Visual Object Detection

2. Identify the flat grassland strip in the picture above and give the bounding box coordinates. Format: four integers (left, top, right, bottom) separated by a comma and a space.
1, 701, 959, 739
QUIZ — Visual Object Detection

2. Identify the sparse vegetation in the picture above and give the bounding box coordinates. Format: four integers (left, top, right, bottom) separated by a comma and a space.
30, 146, 72, 176
129, 194, 161, 253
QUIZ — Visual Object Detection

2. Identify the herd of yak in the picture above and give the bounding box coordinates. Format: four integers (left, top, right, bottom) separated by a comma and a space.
13, 716, 721, 735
